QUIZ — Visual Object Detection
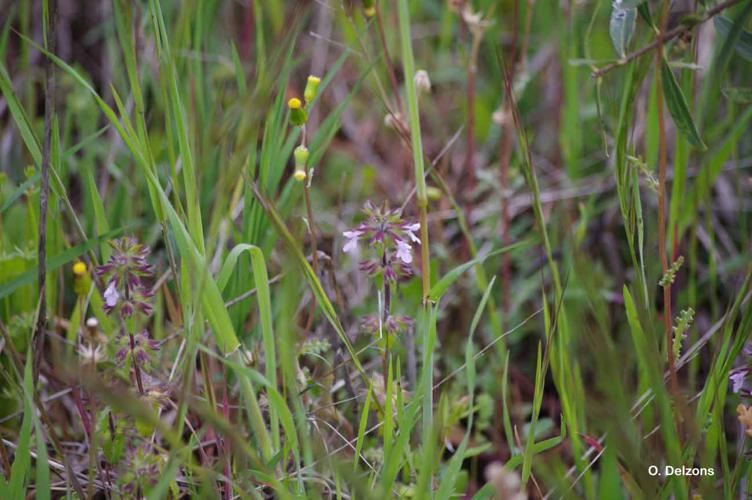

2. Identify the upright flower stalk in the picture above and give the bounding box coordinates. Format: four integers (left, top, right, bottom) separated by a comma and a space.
654, 0, 680, 402
96, 237, 157, 396
289, 76, 322, 328
343, 202, 418, 388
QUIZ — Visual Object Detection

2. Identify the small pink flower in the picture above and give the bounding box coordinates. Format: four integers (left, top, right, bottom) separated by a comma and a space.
395, 240, 413, 264
104, 282, 119, 307
731, 369, 748, 393
404, 223, 421, 244
343, 230, 362, 254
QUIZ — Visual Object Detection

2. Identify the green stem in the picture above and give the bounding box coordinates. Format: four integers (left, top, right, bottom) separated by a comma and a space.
397, 0, 430, 301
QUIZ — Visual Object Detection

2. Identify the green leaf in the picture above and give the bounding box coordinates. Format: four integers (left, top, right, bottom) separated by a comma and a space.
722, 87, 752, 103
353, 387, 373, 472
618, 0, 646, 8
428, 241, 529, 301
661, 59, 706, 150
609, 6, 637, 58
0, 226, 131, 301
0, 173, 39, 216
9, 354, 33, 498
714, 15, 752, 61
436, 278, 495, 499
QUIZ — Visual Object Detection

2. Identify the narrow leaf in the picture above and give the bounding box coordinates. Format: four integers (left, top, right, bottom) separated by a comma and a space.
714, 15, 752, 61
661, 59, 706, 150
609, 6, 637, 58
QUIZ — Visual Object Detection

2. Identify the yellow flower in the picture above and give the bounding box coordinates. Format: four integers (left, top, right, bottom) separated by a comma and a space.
288, 97, 307, 126
73, 261, 87, 276
293, 170, 307, 182
288, 97, 302, 109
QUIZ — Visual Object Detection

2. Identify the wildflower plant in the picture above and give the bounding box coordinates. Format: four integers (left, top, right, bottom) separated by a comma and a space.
343, 201, 420, 385
96, 237, 157, 395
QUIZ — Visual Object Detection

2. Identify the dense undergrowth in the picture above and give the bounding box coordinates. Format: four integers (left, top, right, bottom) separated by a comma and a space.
1, 0, 752, 498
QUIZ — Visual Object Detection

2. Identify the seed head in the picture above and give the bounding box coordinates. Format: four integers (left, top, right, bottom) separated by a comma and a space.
414, 70, 431, 94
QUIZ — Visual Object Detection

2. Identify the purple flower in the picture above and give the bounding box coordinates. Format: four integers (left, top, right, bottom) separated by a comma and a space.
343, 230, 362, 253
341, 201, 419, 283
403, 223, 421, 244
395, 240, 413, 264
104, 281, 119, 308
731, 368, 748, 394
96, 237, 155, 319
116, 330, 160, 367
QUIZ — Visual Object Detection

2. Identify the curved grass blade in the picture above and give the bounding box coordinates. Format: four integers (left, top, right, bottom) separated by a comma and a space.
436, 278, 495, 498
216, 243, 280, 449
714, 15, 752, 61
428, 241, 530, 302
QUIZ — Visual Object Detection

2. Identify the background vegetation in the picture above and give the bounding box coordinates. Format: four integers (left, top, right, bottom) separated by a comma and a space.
0, 0, 751, 497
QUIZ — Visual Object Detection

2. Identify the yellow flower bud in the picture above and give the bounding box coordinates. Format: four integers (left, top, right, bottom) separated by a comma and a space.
288, 97, 307, 126
293, 169, 307, 182
304, 76, 321, 103
73, 261, 90, 296
427, 186, 442, 201
73, 261, 87, 276
363, 0, 376, 16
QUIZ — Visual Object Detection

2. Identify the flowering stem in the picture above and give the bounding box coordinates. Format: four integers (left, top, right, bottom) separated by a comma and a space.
300, 126, 320, 332
123, 281, 146, 396
129, 331, 146, 395
303, 185, 319, 275
655, 0, 680, 401
382, 251, 392, 390
86, 364, 98, 500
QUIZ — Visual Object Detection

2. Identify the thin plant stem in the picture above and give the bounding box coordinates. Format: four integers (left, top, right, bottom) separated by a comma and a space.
382, 251, 391, 390
654, 0, 680, 400
397, 0, 430, 301
34, 0, 57, 384
300, 126, 320, 333
86, 364, 97, 500
464, 26, 482, 197
123, 283, 145, 396
129, 331, 146, 395
375, 5, 403, 113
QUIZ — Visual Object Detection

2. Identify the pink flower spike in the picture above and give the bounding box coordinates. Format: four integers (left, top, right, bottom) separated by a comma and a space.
396, 240, 413, 264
